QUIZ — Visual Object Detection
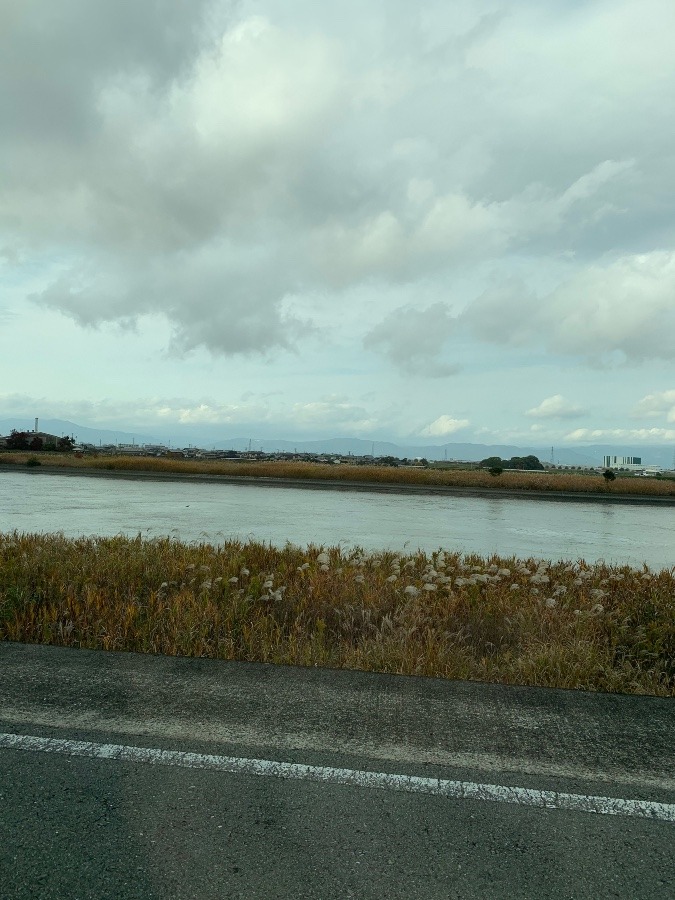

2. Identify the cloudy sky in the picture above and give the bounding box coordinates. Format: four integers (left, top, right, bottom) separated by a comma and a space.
2, 0, 675, 446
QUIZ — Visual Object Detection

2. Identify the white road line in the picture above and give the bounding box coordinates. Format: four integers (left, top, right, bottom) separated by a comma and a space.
1, 731, 673, 823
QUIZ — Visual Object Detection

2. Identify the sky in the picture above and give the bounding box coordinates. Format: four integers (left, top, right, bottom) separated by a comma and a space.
1, 0, 675, 447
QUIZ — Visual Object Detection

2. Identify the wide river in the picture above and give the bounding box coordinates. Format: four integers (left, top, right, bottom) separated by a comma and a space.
1, 469, 673, 570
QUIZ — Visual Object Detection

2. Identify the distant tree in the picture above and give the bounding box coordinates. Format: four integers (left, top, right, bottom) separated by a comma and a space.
602, 469, 616, 482
488, 466, 503, 477
6, 430, 31, 450
57, 436, 75, 451
480, 456, 503, 469
521, 455, 544, 471
509, 455, 544, 470
481, 454, 544, 471
29, 436, 44, 451
379, 455, 399, 467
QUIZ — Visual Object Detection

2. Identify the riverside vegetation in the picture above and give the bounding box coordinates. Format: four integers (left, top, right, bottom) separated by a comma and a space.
1, 532, 673, 696
2, 452, 675, 497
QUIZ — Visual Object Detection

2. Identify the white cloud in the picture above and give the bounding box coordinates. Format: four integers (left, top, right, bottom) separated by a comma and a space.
564, 427, 675, 442
546, 252, 675, 362
464, 251, 675, 364
525, 395, 587, 420
310, 188, 506, 290
633, 390, 675, 422
420, 416, 470, 437
0, 391, 379, 436
290, 399, 378, 433
183, 17, 342, 150
496, 158, 636, 244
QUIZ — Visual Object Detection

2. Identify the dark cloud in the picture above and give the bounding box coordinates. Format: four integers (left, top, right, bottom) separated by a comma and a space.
1, 0, 213, 141
460, 279, 543, 348
2, 0, 675, 365
363, 303, 458, 377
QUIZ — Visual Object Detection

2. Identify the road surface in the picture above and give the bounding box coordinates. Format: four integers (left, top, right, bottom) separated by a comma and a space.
1, 642, 673, 898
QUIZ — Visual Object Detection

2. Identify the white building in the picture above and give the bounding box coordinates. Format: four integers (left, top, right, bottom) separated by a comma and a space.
603, 455, 641, 468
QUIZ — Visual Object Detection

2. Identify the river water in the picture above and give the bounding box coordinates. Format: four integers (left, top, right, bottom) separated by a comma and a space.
2, 470, 673, 570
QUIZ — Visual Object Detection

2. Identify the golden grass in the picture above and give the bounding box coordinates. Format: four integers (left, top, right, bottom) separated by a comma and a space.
1, 532, 673, 696
2, 452, 675, 497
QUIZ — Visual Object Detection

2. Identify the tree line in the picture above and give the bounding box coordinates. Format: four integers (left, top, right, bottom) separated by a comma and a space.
479, 454, 544, 473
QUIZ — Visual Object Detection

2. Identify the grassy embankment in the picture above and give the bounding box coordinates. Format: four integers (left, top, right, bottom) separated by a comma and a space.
1, 532, 673, 696
2, 451, 675, 497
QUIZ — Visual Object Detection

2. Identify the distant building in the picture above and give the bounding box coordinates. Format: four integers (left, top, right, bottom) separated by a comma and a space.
603, 455, 641, 468
0, 430, 63, 448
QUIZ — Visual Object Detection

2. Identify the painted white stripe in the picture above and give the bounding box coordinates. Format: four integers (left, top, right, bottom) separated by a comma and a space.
1, 731, 673, 823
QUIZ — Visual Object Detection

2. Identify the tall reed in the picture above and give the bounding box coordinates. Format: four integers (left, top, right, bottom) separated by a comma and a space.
1, 532, 672, 696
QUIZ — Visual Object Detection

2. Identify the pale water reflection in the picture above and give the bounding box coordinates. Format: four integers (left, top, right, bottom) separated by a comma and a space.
2, 470, 673, 569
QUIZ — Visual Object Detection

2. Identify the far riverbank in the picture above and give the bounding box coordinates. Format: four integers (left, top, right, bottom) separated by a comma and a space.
5, 462, 675, 506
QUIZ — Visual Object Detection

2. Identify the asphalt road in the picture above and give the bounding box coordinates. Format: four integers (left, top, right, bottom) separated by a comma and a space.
1, 642, 673, 899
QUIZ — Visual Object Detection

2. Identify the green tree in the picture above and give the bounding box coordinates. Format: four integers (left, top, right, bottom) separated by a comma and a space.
480, 456, 504, 469
481, 454, 543, 471
6, 430, 31, 450
519, 455, 544, 470
602, 469, 616, 482
508, 455, 544, 470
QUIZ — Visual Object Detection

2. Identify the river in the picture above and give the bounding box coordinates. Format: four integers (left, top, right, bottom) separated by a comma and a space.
2, 469, 673, 570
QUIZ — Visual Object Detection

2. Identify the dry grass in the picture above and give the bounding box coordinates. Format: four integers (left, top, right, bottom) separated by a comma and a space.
1, 532, 673, 696
2, 452, 675, 497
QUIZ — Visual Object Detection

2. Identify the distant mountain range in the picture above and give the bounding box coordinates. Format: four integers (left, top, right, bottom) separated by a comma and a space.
212, 437, 674, 468
1, 418, 673, 468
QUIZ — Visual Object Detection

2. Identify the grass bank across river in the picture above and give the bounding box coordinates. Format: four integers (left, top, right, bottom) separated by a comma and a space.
2, 452, 675, 501
1, 532, 673, 697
